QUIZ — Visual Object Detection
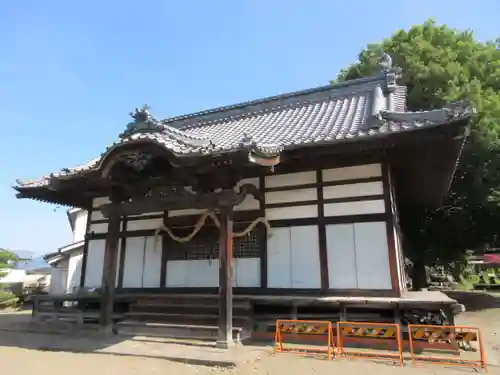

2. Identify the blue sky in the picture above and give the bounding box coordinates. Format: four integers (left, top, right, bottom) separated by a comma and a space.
0, 0, 498, 255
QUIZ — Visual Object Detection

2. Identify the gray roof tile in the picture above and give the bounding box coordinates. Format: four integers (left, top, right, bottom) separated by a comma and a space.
14, 68, 474, 189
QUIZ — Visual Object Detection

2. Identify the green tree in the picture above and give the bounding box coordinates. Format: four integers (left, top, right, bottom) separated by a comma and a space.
0, 249, 19, 308
335, 19, 500, 288
0, 249, 18, 279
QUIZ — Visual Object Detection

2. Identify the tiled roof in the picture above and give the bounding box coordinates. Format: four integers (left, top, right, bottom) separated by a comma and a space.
14, 66, 474, 189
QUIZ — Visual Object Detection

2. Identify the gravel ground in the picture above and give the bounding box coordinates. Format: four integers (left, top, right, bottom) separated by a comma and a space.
0, 296, 499, 375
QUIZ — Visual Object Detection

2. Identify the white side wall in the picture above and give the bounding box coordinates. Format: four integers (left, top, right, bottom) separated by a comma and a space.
66, 250, 83, 293
73, 210, 88, 243
49, 268, 67, 294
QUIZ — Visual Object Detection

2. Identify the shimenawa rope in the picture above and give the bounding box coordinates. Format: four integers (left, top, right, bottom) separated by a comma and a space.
153, 210, 272, 250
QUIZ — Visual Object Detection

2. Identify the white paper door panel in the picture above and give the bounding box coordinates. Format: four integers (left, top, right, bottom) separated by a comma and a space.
206, 260, 219, 287
354, 222, 392, 289
267, 227, 292, 288
235, 258, 260, 287
166, 260, 184, 286
290, 226, 321, 288
84, 239, 105, 288
142, 236, 162, 287
326, 224, 358, 288
184, 259, 219, 287
122, 237, 145, 288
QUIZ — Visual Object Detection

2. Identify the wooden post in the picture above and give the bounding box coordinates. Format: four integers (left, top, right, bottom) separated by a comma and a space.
99, 212, 121, 332
216, 207, 235, 348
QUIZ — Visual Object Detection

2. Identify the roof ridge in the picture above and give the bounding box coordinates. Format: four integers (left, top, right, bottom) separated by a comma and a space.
161, 73, 386, 127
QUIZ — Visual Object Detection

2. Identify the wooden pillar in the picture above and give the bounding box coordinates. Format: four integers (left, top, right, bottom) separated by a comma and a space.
216, 207, 235, 348
99, 211, 121, 332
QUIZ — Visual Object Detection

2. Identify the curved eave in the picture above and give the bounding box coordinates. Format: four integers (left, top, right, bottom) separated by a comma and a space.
14, 185, 88, 207
13, 108, 473, 208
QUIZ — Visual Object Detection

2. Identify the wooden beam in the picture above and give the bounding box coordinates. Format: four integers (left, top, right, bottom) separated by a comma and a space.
216, 208, 235, 348
79, 204, 93, 288
381, 161, 401, 296
100, 185, 259, 218
316, 170, 329, 290
99, 211, 121, 331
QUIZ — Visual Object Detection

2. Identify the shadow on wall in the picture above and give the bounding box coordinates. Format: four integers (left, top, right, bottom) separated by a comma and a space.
446, 291, 500, 312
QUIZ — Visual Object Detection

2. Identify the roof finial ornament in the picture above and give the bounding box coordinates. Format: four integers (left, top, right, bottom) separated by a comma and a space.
130, 104, 151, 123
378, 52, 402, 91
378, 53, 393, 73
120, 104, 163, 138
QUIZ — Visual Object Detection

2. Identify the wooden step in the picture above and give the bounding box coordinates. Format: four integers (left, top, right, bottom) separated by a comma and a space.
129, 303, 251, 315
116, 320, 249, 342
124, 312, 250, 326
136, 296, 251, 308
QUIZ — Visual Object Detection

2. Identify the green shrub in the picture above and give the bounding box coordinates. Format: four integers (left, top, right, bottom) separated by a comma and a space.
0, 291, 19, 308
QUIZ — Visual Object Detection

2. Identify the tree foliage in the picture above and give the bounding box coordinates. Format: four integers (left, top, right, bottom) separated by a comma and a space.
0, 249, 19, 308
335, 20, 500, 269
0, 249, 18, 280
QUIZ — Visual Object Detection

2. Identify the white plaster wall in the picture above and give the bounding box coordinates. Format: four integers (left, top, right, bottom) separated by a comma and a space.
265, 171, 316, 188
321, 165, 385, 216
266, 188, 317, 205
322, 163, 382, 182
266, 205, 318, 220
90, 209, 105, 221
127, 218, 163, 232
323, 181, 383, 199
92, 197, 110, 208
323, 200, 385, 216
264, 173, 318, 221
87, 223, 108, 234
73, 210, 88, 243
66, 251, 83, 292
49, 268, 67, 294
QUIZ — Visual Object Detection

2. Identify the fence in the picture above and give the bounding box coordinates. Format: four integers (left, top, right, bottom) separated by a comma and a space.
408, 324, 487, 372
336, 321, 404, 367
274, 319, 334, 360
273, 320, 488, 371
